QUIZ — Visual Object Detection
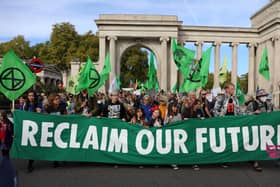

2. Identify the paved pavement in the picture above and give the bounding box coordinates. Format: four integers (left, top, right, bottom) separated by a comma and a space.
11, 159, 280, 187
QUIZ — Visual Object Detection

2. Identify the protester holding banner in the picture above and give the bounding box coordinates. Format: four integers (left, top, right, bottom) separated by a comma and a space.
213, 83, 240, 117
164, 101, 181, 125
103, 91, 126, 120
24, 90, 41, 113
24, 90, 43, 173
213, 83, 241, 168
15, 96, 25, 110
149, 106, 163, 127
181, 92, 203, 119
266, 94, 274, 112
245, 89, 270, 172
255, 89, 269, 113
45, 94, 67, 115
163, 101, 182, 170
45, 93, 67, 168
0, 110, 13, 159
130, 107, 149, 127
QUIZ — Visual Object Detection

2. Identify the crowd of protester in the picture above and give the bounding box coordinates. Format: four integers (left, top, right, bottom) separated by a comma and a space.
0, 82, 278, 173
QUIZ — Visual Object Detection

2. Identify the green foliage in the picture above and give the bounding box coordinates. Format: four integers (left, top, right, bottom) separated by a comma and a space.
0, 35, 32, 59
49, 22, 79, 70
75, 31, 99, 62
30, 41, 51, 63
120, 47, 149, 87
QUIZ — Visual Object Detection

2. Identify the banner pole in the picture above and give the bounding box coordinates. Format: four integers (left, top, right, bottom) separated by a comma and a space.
12, 100, 15, 112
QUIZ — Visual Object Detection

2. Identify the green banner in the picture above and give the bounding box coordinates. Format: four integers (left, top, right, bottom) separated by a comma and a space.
11, 110, 280, 165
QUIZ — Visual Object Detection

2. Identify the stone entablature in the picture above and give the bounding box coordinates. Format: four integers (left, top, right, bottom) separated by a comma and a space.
179, 26, 258, 43
251, 0, 280, 30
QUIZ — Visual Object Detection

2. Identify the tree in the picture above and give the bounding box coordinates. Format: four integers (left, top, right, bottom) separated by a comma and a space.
75, 31, 99, 62
0, 35, 32, 59
49, 22, 79, 70
30, 42, 51, 63
120, 47, 149, 87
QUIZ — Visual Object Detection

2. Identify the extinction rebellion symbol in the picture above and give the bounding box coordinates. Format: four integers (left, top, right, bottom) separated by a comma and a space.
89, 68, 100, 89
0, 68, 26, 91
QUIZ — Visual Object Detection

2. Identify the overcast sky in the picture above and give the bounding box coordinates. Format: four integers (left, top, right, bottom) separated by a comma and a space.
0, 0, 270, 75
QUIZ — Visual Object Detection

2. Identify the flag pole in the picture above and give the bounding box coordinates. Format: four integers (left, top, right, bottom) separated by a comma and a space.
12, 100, 15, 112
176, 70, 179, 92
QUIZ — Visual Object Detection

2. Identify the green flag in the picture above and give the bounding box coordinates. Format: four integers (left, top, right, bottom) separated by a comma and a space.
0, 50, 36, 101
199, 47, 212, 86
88, 53, 111, 96
66, 76, 78, 95
147, 53, 160, 92
172, 39, 195, 74
100, 53, 111, 82
219, 56, 228, 84
116, 75, 121, 89
75, 56, 94, 93
258, 47, 270, 80
181, 47, 212, 92
236, 81, 245, 105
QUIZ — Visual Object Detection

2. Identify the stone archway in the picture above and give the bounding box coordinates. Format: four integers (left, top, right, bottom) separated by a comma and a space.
117, 40, 162, 86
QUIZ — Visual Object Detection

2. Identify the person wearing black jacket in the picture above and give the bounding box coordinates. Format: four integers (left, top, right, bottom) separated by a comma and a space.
103, 91, 126, 120
24, 90, 41, 173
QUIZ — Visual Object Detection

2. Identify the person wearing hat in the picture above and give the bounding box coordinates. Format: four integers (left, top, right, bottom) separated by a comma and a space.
266, 94, 274, 112
244, 89, 268, 172
245, 89, 268, 115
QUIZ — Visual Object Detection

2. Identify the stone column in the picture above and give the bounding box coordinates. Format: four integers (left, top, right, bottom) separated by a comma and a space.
195, 41, 203, 59
230, 42, 239, 85
247, 43, 256, 95
160, 36, 169, 91
272, 36, 280, 108
108, 36, 117, 85
98, 36, 106, 73
213, 41, 221, 88
170, 39, 177, 92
